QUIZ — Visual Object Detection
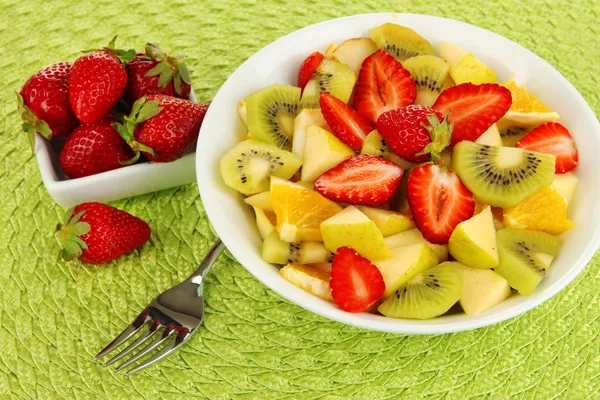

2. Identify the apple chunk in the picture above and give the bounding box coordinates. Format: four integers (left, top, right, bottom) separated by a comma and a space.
292, 109, 329, 158
475, 124, 502, 146
301, 125, 355, 181
384, 228, 448, 262
332, 38, 378, 76
357, 206, 415, 236
320, 206, 391, 260
449, 206, 498, 269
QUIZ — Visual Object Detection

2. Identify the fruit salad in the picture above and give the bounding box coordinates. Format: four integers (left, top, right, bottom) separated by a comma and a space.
220, 23, 579, 319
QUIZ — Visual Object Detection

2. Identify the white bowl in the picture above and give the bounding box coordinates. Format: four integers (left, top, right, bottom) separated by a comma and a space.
36, 91, 199, 208
196, 13, 600, 334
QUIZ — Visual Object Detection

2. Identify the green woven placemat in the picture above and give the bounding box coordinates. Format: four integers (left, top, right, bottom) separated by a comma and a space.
1, 0, 599, 398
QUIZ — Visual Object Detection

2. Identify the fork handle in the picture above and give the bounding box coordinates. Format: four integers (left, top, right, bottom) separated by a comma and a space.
186, 239, 226, 286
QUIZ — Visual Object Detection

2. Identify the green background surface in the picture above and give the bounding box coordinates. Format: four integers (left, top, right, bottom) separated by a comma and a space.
1, 0, 599, 398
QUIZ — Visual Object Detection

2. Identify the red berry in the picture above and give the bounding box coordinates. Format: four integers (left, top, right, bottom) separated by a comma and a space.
297, 51, 324, 91
516, 122, 578, 173
319, 92, 372, 150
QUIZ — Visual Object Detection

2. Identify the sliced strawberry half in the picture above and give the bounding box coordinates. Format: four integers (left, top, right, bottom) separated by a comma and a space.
407, 164, 475, 244
297, 51, 324, 91
315, 154, 404, 206
354, 49, 416, 124
320, 92, 372, 150
432, 83, 512, 145
330, 247, 385, 313
516, 122, 578, 173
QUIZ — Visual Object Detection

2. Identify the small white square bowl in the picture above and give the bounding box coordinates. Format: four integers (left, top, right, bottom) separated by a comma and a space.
35, 91, 198, 207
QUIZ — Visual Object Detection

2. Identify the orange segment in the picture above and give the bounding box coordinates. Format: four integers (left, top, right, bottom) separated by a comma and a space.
271, 177, 341, 242
502, 79, 552, 113
503, 186, 575, 234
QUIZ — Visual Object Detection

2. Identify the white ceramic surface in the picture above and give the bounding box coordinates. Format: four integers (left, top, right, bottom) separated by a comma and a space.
196, 13, 600, 334
36, 91, 199, 208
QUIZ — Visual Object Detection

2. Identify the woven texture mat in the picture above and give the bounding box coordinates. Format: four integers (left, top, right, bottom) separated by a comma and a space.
1, 0, 599, 398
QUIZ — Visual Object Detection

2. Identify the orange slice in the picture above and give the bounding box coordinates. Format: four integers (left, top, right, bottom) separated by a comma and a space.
500, 79, 559, 127
271, 177, 341, 242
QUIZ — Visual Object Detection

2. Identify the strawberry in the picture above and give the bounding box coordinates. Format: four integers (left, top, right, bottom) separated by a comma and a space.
376, 105, 451, 163
432, 83, 511, 145
69, 36, 135, 123
315, 154, 403, 206
297, 51, 324, 91
59, 119, 134, 179
407, 164, 475, 244
114, 95, 208, 162
516, 122, 578, 173
330, 247, 385, 313
319, 92, 371, 150
55, 202, 151, 265
124, 44, 192, 103
17, 62, 78, 143
354, 49, 416, 124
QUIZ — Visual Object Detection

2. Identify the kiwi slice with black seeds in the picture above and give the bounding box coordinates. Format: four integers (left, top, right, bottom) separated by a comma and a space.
495, 228, 562, 295
369, 23, 434, 61
361, 130, 414, 169
378, 263, 462, 319
261, 232, 331, 265
220, 140, 302, 195
300, 60, 356, 108
498, 124, 531, 147
246, 84, 301, 150
453, 141, 555, 208
402, 55, 450, 107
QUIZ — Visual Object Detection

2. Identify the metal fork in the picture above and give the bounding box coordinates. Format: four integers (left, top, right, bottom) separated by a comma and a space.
95, 239, 225, 375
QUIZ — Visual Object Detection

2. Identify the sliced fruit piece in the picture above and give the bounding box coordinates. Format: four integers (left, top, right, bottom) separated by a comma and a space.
324, 44, 337, 59
300, 59, 356, 107
452, 141, 556, 208
301, 125, 354, 181
503, 186, 575, 234
475, 124, 502, 146
297, 51, 324, 91
402, 55, 450, 107
374, 243, 439, 298
244, 191, 273, 211
551, 172, 577, 206
332, 38, 378, 76
495, 228, 562, 295
254, 207, 277, 239
500, 79, 559, 127
448, 206, 498, 269
436, 42, 468, 67
309, 262, 332, 273
515, 122, 578, 173
320, 206, 391, 260
378, 263, 462, 319
271, 177, 341, 242
449, 54, 497, 85
261, 232, 330, 265
357, 206, 415, 237
319, 92, 371, 150
407, 164, 475, 244
369, 23, 434, 61
238, 100, 248, 127
246, 84, 301, 150
315, 154, 404, 206
354, 49, 416, 124
280, 264, 333, 301
433, 83, 512, 144
384, 228, 449, 262
497, 121, 530, 147
447, 261, 511, 316
474, 202, 505, 231
220, 140, 303, 195
292, 108, 329, 158
360, 129, 415, 169
330, 247, 385, 312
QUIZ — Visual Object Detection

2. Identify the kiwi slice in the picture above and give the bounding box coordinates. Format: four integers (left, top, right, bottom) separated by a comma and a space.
495, 228, 562, 295
402, 55, 450, 107
220, 140, 302, 195
453, 141, 555, 208
361, 130, 415, 170
246, 84, 301, 150
261, 232, 331, 265
369, 23, 434, 61
498, 124, 531, 147
378, 263, 462, 319
300, 60, 356, 108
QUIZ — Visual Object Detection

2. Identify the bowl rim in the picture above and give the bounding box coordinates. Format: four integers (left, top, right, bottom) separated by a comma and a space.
196, 12, 600, 334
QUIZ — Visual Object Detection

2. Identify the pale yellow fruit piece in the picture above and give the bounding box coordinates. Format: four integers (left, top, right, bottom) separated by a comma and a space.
238, 100, 248, 127
449, 54, 497, 85
254, 207, 277, 240
280, 264, 333, 301
446, 261, 511, 316
475, 124, 503, 146
245, 191, 273, 211
332, 38, 378, 76
325, 44, 337, 59
356, 206, 415, 236
500, 79, 559, 127
320, 206, 391, 260
307, 262, 332, 273
436, 42, 468, 67
301, 125, 354, 181
292, 109, 329, 158
271, 177, 341, 242
449, 207, 499, 269
374, 243, 439, 298
551, 172, 577, 206
384, 228, 448, 262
